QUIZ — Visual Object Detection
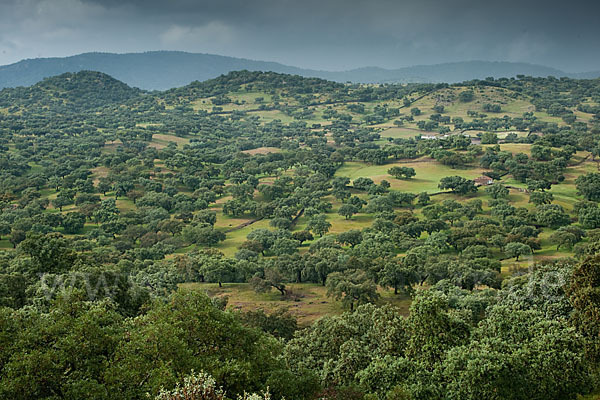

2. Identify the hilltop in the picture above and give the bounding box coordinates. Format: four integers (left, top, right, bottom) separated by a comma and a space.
0, 71, 142, 112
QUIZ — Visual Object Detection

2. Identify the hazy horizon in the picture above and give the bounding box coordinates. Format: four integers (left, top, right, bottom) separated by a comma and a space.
1, 50, 596, 74
0, 0, 599, 73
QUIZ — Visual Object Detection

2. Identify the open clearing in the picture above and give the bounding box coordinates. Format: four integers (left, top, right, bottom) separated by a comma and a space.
241, 146, 282, 155
151, 133, 190, 148
180, 282, 412, 326
336, 160, 488, 193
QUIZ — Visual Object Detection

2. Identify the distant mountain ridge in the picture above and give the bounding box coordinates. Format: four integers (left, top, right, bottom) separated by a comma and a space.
324, 62, 568, 84
0, 51, 597, 90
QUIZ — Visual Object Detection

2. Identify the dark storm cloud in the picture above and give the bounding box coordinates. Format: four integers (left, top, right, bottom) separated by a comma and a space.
0, 0, 599, 71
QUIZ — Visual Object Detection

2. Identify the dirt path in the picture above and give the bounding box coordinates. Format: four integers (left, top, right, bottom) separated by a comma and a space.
290, 208, 305, 228
224, 206, 305, 233
570, 153, 591, 166
225, 217, 263, 233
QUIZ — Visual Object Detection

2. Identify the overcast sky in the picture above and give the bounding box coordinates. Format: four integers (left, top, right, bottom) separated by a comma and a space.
0, 0, 598, 72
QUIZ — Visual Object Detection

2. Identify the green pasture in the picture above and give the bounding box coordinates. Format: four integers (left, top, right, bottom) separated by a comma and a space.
180, 282, 412, 326
336, 160, 488, 193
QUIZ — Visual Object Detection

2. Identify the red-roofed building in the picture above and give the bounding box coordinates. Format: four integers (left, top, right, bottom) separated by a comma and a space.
473, 176, 494, 186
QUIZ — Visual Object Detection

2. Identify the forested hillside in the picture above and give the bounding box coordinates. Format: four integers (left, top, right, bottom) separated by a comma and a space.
0, 70, 600, 399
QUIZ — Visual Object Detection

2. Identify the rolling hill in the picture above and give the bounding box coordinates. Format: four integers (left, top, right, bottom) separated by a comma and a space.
0, 71, 142, 112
